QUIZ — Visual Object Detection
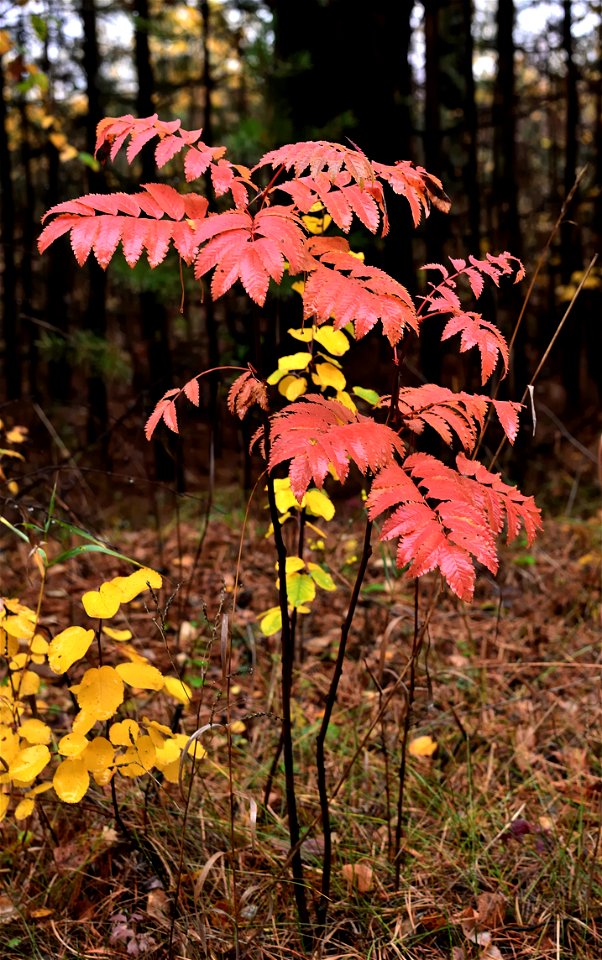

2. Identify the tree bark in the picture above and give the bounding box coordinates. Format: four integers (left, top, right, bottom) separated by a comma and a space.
0, 52, 21, 399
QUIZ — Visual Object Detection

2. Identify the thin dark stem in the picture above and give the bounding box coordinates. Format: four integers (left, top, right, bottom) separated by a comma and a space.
394, 578, 422, 889
265, 470, 311, 945
315, 517, 373, 931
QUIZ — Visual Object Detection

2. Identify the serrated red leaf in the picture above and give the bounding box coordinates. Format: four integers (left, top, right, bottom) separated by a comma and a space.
492, 399, 521, 444
155, 134, 187, 168
227, 371, 268, 419
183, 377, 200, 406
269, 396, 404, 501
142, 183, 186, 220
70, 218, 100, 266
302, 238, 417, 345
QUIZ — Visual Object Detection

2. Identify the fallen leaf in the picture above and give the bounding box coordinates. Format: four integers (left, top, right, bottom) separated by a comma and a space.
341, 860, 373, 893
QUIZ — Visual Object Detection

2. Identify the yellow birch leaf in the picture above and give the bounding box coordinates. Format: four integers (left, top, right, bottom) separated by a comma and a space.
159, 759, 181, 783
25, 781, 53, 798
111, 567, 162, 602
53, 758, 90, 803
14, 670, 40, 697
71, 709, 96, 737
313, 326, 350, 356
163, 676, 192, 704
277, 352, 312, 372
82, 582, 121, 619
102, 626, 132, 641
9, 744, 50, 782
115, 662, 165, 691
0, 631, 18, 658
312, 362, 346, 392
154, 738, 180, 768
18, 719, 51, 745
408, 735, 438, 757
334, 390, 358, 412
278, 375, 307, 401
83, 737, 114, 773
109, 719, 140, 746
3, 615, 35, 639
303, 488, 335, 521
14, 798, 35, 820
259, 607, 282, 636
30, 634, 48, 656
58, 733, 88, 757
48, 626, 95, 673
74, 666, 124, 721
0, 793, 9, 821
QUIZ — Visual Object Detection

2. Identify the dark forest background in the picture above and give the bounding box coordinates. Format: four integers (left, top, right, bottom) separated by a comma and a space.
0, 0, 600, 509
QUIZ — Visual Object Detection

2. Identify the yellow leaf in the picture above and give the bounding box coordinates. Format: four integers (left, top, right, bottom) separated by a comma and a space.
283, 556, 305, 574
53, 758, 89, 803
82, 582, 121, 619
83, 737, 114, 774
278, 375, 307, 401
0, 631, 18, 658
30, 633, 48, 657
334, 390, 358, 412
71, 709, 96, 737
312, 362, 347, 392
109, 719, 140, 746
3, 614, 35, 639
48, 625, 95, 673
115, 662, 165, 691
14, 798, 35, 820
49, 132, 67, 150
303, 488, 335, 521
9, 744, 50, 782
277, 351, 312, 373
101, 626, 132, 641
5, 425, 27, 444
18, 719, 51, 745
58, 733, 88, 757
313, 326, 350, 356
287, 326, 312, 341
259, 606, 282, 637
154, 737, 181, 768
13, 670, 40, 697
408, 735, 438, 757
111, 567, 162, 603
24, 781, 53, 798
0, 794, 9, 821
163, 676, 192, 704
73, 666, 124, 721
230, 720, 246, 734
0, 30, 12, 55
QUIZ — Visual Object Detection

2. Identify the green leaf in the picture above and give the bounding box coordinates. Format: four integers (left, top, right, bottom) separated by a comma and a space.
259, 606, 282, 636
352, 386, 381, 406
286, 572, 316, 607
0, 516, 30, 543
30, 14, 48, 41
307, 562, 336, 591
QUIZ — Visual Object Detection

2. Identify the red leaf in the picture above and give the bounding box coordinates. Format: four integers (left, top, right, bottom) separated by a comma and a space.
302, 238, 417, 345
183, 377, 200, 406
269, 396, 404, 501
227, 371, 268, 419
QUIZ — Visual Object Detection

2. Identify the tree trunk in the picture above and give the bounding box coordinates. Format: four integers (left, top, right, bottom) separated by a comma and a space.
133, 0, 181, 484
0, 52, 21, 400
81, 0, 109, 453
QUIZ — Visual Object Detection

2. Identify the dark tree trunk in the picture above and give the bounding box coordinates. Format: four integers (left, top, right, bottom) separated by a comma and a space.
492, 0, 527, 396
133, 0, 181, 484
0, 53, 21, 400
462, 0, 480, 253
492, 0, 521, 256
560, 0, 581, 282
81, 0, 109, 452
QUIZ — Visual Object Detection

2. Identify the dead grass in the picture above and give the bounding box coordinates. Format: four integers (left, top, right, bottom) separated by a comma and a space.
0, 495, 600, 959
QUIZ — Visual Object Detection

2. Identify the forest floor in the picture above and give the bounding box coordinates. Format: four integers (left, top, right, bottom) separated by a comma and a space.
0, 459, 600, 959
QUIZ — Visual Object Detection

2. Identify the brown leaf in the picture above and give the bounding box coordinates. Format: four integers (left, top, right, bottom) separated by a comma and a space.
341, 860, 373, 893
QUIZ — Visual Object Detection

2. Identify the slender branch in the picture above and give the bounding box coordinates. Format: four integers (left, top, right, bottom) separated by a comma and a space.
315, 517, 373, 931
265, 469, 311, 945
394, 578, 422, 889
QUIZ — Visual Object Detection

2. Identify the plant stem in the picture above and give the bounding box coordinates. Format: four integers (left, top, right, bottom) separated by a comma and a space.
265, 470, 311, 946
393, 578, 422, 889
315, 517, 373, 931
